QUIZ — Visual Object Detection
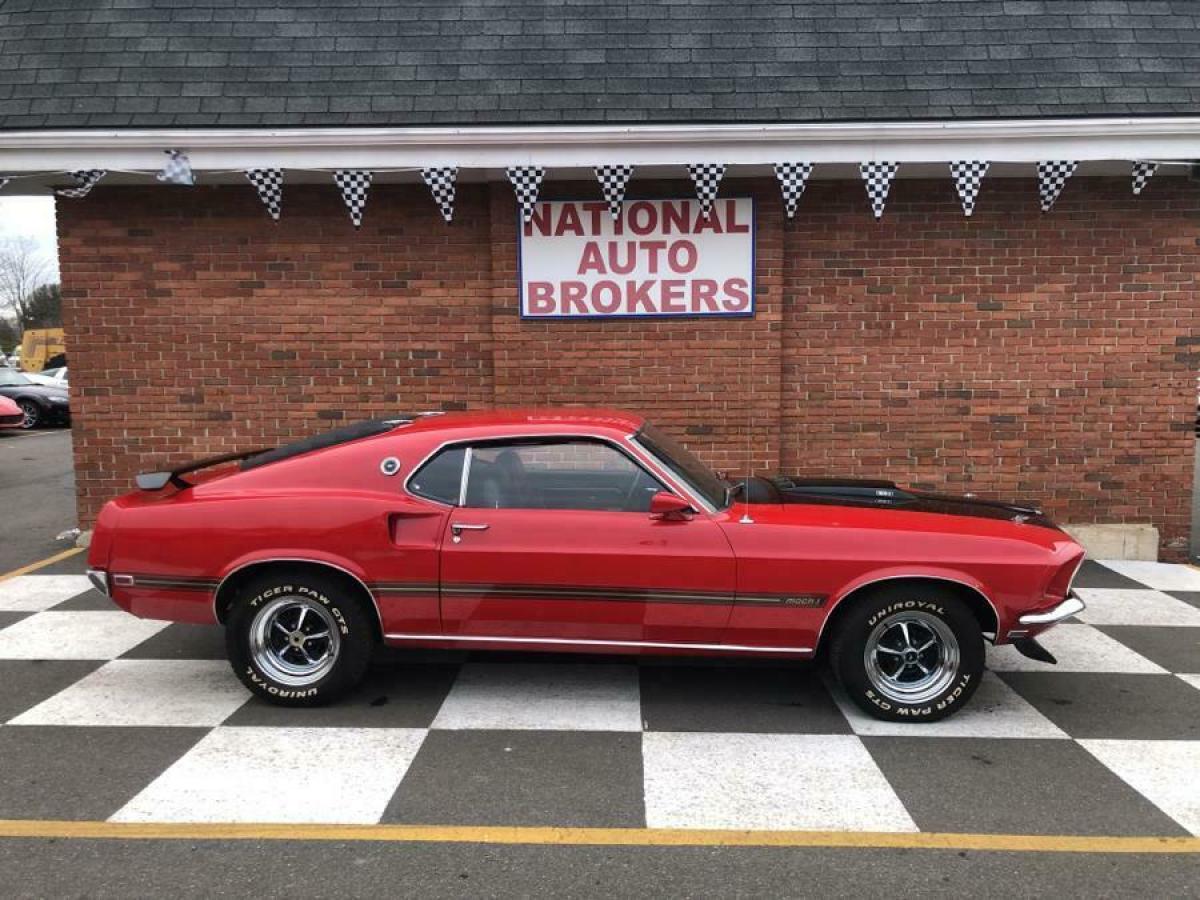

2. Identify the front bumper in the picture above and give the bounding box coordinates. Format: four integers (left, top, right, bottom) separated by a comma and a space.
1018, 592, 1085, 626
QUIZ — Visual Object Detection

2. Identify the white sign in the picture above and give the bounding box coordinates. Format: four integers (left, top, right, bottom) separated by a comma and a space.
519, 198, 754, 319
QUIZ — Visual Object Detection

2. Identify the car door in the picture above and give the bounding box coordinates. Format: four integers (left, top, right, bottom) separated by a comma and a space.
435, 437, 736, 644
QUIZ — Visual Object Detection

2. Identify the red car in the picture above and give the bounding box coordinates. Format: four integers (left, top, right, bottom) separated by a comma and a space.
87, 409, 1085, 722
0, 395, 24, 429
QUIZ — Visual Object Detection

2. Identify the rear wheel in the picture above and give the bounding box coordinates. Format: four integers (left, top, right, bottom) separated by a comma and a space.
829, 584, 984, 722
226, 571, 373, 706
18, 401, 39, 429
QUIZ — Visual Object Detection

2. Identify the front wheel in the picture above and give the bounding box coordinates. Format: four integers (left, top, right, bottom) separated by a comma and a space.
828, 585, 984, 722
18, 401, 39, 429
226, 572, 374, 706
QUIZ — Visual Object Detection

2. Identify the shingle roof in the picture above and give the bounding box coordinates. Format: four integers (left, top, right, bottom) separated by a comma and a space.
2, 0, 1199, 130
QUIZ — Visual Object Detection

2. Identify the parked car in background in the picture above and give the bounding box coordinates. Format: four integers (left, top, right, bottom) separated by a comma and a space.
0, 396, 23, 430
25, 366, 68, 388
88, 409, 1085, 722
0, 368, 70, 429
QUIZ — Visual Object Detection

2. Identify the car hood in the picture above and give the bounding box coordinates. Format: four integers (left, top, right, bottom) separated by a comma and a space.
747, 476, 1059, 529
0, 384, 68, 401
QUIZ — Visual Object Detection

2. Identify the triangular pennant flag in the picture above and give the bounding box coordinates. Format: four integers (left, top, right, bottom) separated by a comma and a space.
506, 166, 545, 222
949, 160, 989, 217
859, 161, 899, 219
244, 169, 283, 221
56, 170, 107, 199
1131, 160, 1158, 196
421, 167, 458, 223
773, 162, 813, 219
1037, 160, 1077, 212
156, 149, 195, 186
333, 170, 372, 228
594, 165, 634, 220
687, 164, 726, 218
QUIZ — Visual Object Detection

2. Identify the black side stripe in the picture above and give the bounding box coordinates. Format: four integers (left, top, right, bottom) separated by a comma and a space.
125, 575, 825, 609
127, 575, 219, 592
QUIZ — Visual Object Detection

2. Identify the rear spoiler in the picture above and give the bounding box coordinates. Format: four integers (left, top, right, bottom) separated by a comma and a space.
136, 448, 271, 491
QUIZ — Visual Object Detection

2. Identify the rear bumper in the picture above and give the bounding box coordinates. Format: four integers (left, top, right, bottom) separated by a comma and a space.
1018, 593, 1085, 626
87, 568, 110, 597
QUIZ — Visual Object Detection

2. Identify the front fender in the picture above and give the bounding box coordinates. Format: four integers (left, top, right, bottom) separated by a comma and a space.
821, 565, 1002, 647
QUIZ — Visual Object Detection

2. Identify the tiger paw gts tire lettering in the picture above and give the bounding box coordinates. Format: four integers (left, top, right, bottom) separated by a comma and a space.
829, 585, 984, 723
226, 572, 373, 706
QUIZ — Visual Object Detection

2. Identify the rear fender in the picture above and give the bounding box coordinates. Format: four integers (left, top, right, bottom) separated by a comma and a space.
212, 550, 380, 629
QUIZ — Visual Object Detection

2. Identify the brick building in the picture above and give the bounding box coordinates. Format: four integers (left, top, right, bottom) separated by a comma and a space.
1, 2, 1198, 557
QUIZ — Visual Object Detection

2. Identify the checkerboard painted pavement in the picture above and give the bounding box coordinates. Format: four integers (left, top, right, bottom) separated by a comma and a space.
0, 559, 1197, 836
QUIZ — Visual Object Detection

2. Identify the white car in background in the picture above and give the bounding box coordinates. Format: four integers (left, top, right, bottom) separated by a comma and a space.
24, 367, 68, 388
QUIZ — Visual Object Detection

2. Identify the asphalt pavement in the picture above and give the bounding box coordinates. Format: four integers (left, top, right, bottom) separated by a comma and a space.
0, 429, 1198, 898
0, 428, 77, 571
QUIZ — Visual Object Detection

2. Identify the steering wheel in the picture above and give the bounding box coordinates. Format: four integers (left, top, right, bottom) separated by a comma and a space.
621, 469, 650, 512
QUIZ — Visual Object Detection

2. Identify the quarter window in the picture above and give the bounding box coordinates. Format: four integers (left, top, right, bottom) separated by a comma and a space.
408, 446, 467, 505
462, 440, 667, 512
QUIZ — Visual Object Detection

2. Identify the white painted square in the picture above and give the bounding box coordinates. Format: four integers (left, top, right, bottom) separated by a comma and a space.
642, 732, 917, 832
0, 610, 167, 659
0, 575, 94, 612
431, 663, 641, 731
1095, 561, 1200, 592
828, 671, 1068, 739
1080, 739, 1200, 836
112, 726, 427, 824
10, 659, 249, 727
987, 624, 1166, 674
1073, 589, 1200, 627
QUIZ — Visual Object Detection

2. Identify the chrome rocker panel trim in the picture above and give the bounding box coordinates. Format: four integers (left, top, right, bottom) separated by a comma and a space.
384, 633, 813, 654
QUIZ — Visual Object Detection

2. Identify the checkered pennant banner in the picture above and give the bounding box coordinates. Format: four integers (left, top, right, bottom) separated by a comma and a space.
594, 165, 634, 220
56, 170, 107, 199
420, 167, 458, 223
859, 161, 899, 219
1131, 160, 1159, 196
506, 166, 545, 223
773, 162, 813, 219
156, 149, 195, 186
949, 160, 989, 217
244, 169, 283, 221
333, 170, 373, 228
687, 164, 726, 218
1037, 160, 1077, 212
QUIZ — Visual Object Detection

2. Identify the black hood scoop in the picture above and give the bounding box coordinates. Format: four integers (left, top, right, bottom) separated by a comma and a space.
745, 476, 1055, 527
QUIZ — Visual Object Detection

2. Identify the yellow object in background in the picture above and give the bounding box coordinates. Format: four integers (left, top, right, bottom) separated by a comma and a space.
19, 327, 65, 372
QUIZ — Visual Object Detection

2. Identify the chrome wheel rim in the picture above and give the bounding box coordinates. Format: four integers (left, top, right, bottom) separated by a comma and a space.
249, 596, 341, 686
864, 610, 960, 705
19, 403, 37, 429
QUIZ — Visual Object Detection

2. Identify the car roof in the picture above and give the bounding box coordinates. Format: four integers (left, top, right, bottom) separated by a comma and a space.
399, 408, 645, 436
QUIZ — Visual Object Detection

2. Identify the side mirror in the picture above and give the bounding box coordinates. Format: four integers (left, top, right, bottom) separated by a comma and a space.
649, 491, 693, 520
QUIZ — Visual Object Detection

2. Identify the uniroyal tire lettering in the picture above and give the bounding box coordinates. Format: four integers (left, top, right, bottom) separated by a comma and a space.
866, 599, 946, 627
245, 666, 319, 699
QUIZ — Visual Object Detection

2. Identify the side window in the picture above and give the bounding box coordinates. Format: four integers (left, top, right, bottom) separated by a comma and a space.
408, 446, 467, 505
463, 440, 666, 512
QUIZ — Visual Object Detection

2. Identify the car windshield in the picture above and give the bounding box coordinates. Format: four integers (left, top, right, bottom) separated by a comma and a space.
0, 370, 32, 387
636, 422, 730, 510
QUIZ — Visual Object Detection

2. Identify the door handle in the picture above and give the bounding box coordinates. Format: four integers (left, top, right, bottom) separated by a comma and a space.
451, 522, 490, 544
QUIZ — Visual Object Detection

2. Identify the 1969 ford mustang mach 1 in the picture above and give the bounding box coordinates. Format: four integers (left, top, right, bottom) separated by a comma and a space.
87, 409, 1085, 722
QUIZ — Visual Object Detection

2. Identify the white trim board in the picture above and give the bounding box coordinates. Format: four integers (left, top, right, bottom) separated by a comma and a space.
0, 116, 1198, 176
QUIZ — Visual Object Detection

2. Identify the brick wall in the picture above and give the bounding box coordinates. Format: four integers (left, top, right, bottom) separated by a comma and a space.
58, 177, 1199, 557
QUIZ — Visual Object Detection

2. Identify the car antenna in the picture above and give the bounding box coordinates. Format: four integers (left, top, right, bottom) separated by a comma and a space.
738, 398, 754, 524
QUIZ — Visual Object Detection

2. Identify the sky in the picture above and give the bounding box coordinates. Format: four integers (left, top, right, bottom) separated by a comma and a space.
0, 196, 60, 283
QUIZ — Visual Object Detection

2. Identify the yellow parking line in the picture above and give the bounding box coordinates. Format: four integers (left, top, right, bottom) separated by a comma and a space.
0, 820, 1195, 853
0, 547, 84, 582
